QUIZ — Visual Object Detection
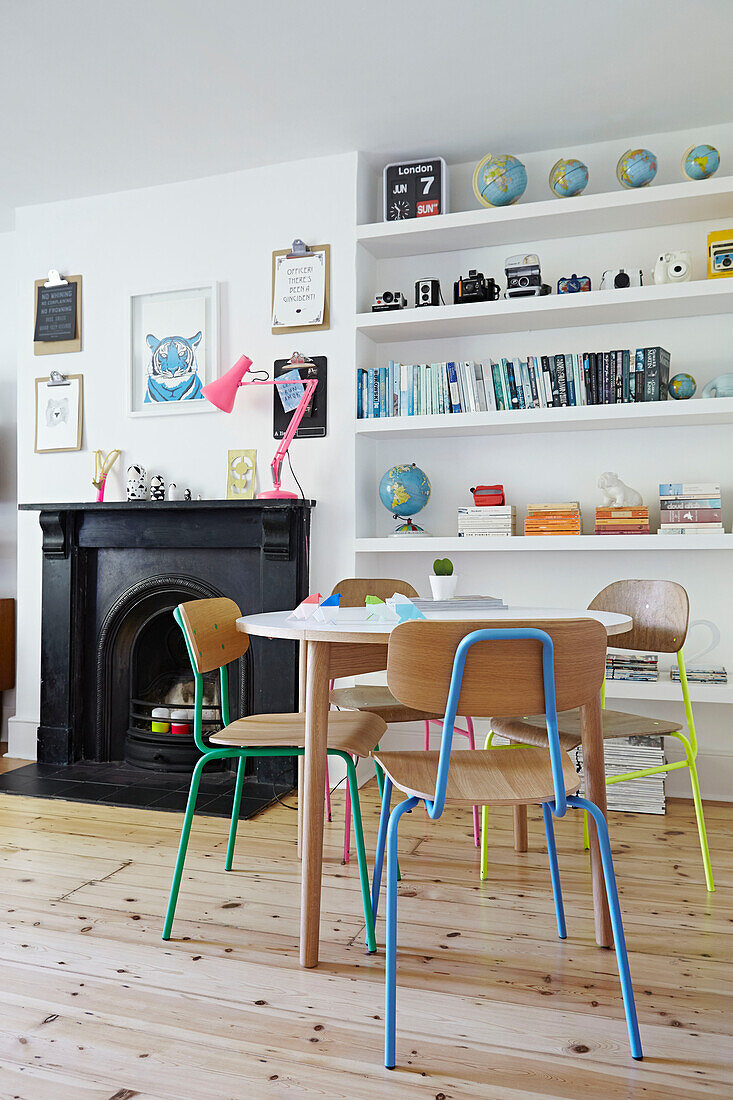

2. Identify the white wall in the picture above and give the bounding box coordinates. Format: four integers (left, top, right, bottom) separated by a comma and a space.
9, 153, 360, 757
0, 231, 17, 740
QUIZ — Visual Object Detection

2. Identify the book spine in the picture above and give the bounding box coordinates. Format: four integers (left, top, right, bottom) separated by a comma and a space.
615, 350, 623, 403
602, 352, 612, 404
548, 356, 560, 407
506, 360, 520, 409
539, 355, 552, 406
633, 348, 643, 401
555, 354, 569, 406
567, 354, 578, 406
528, 357, 543, 408
379, 366, 387, 417
482, 361, 496, 411
644, 347, 658, 402
474, 362, 487, 411
660, 483, 721, 495
660, 497, 722, 509
520, 360, 533, 408
436, 362, 445, 414
661, 508, 722, 523
366, 367, 376, 417
421, 364, 428, 414
464, 361, 476, 412
446, 362, 461, 413
356, 369, 364, 419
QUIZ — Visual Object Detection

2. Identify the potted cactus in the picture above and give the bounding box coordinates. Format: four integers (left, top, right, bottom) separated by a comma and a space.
430, 557, 458, 600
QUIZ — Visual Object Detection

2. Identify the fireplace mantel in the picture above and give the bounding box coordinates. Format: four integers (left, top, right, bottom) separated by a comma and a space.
21, 500, 314, 772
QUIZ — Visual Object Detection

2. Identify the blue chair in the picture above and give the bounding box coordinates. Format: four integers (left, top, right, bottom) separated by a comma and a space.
370, 617, 642, 1068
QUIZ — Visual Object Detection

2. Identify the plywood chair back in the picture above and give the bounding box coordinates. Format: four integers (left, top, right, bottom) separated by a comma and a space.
177, 597, 249, 674
589, 580, 689, 653
332, 577, 419, 607
387, 618, 607, 718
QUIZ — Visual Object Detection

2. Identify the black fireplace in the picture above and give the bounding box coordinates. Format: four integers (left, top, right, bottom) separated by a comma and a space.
7, 500, 313, 814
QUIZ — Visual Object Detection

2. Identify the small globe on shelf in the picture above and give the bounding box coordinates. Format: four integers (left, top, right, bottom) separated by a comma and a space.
616, 148, 658, 189
378, 463, 431, 536
473, 153, 527, 207
549, 157, 589, 198
668, 373, 697, 400
681, 143, 720, 181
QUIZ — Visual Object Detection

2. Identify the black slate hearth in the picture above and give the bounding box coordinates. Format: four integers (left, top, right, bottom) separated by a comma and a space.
10, 499, 314, 815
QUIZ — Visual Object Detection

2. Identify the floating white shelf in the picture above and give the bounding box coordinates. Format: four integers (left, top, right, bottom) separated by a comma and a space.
355, 395, 733, 439
356, 175, 733, 260
355, 535, 733, 553
605, 679, 733, 705
356, 279, 733, 344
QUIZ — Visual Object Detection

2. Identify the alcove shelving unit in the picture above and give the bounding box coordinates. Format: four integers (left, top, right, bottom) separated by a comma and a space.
353, 168, 733, 557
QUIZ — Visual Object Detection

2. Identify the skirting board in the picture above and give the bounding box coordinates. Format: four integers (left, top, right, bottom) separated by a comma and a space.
6, 715, 38, 760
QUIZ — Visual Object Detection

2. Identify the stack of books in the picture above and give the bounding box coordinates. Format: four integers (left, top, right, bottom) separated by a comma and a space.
606, 653, 659, 681
670, 665, 728, 684
457, 506, 516, 537
356, 347, 672, 418
658, 482, 724, 536
524, 502, 582, 536
576, 737, 666, 814
595, 506, 650, 535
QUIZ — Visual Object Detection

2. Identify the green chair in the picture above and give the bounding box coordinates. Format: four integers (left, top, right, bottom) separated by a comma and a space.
162, 596, 386, 946
481, 580, 714, 892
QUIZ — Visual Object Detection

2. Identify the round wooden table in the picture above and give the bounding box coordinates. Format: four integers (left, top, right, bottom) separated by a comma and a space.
236, 606, 632, 967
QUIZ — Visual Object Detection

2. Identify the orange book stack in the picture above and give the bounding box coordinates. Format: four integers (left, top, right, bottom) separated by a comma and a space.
524, 502, 582, 536
595, 506, 650, 534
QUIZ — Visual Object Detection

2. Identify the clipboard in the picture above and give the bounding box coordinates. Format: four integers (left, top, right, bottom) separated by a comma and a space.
271, 241, 330, 334
273, 355, 327, 438
34, 271, 83, 355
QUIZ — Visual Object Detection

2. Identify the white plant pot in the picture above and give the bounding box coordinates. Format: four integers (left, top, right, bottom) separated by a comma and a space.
430, 574, 458, 600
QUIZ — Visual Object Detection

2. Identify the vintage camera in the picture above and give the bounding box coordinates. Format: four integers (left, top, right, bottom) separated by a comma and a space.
600, 268, 644, 290
415, 277, 442, 307
453, 269, 500, 304
653, 251, 692, 285
504, 253, 551, 298
371, 291, 407, 312
557, 273, 591, 293
708, 230, 733, 278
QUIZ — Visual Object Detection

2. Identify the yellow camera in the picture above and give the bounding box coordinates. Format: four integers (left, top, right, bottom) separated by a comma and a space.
708, 229, 733, 278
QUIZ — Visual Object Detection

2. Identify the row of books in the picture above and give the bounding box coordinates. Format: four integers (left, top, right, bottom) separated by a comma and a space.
671, 665, 728, 684
524, 502, 581, 536
658, 482, 723, 536
576, 738, 666, 814
457, 506, 516, 537
606, 654, 659, 681
356, 347, 671, 418
595, 506, 650, 535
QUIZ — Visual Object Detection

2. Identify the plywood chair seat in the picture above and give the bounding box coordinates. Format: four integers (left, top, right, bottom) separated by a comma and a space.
329, 683, 442, 724
490, 708, 682, 753
372, 746, 580, 807
210, 709, 386, 756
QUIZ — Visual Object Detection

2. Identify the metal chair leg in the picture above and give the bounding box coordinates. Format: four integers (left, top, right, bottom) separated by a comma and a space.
340, 752, 376, 953
370, 775, 392, 928
542, 801, 566, 939
568, 795, 643, 1060
224, 755, 247, 871
343, 761, 352, 863
464, 716, 480, 847
687, 753, 715, 892
385, 796, 419, 1069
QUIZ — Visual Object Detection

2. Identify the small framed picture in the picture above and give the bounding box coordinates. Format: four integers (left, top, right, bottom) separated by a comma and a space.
127, 283, 218, 416
34, 374, 83, 452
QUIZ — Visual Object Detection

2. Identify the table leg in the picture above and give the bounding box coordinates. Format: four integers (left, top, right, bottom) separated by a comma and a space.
297, 639, 307, 860
580, 694, 613, 948
300, 639, 330, 968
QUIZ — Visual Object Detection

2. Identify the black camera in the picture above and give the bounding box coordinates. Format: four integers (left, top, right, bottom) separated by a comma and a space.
504, 253, 551, 298
415, 278, 442, 307
371, 291, 407, 312
453, 269, 500, 304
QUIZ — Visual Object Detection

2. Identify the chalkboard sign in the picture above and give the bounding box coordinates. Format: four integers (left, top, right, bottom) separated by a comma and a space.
33, 275, 82, 355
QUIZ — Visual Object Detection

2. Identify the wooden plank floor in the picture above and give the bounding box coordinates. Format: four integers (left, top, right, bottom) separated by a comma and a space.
0, 756, 730, 1098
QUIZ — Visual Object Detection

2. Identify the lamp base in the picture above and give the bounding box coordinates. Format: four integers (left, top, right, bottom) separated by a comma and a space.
257, 488, 299, 499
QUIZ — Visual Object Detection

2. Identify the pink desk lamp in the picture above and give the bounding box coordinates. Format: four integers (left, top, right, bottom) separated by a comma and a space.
201, 354, 317, 500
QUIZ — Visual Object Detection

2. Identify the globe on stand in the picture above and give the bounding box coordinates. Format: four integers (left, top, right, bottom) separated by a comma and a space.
616, 148, 658, 189
378, 463, 431, 536
549, 158, 589, 197
473, 154, 527, 207
681, 143, 720, 180
668, 373, 696, 400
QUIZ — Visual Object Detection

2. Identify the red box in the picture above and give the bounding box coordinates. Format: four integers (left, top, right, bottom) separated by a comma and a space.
470, 485, 505, 507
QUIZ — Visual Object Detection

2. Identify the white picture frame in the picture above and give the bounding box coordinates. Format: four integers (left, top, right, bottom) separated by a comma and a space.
34, 374, 84, 452
127, 282, 219, 417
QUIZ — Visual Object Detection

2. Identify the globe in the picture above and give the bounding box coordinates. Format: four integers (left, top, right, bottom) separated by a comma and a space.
616, 148, 658, 189
473, 153, 527, 207
549, 157, 589, 198
668, 373, 696, 400
682, 143, 720, 181
379, 463, 431, 535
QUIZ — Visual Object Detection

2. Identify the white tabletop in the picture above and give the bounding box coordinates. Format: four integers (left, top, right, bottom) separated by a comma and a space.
236, 606, 632, 643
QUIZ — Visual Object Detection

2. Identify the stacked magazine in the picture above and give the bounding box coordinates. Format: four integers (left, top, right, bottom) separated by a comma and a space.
606, 653, 659, 681
670, 665, 728, 684
575, 736, 666, 814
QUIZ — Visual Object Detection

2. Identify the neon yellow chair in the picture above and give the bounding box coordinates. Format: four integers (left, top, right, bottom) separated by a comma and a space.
481, 580, 714, 893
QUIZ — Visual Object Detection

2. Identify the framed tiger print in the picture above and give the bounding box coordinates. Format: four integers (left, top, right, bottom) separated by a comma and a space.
127, 283, 219, 416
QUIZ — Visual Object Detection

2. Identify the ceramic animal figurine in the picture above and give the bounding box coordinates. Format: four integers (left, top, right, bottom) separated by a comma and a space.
126, 464, 147, 501
701, 374, 733, 399
166, 482, 179, 501
183, 488, 192, 501
92, 449, 121, 502
150, 475, 166, 500
598, 471, 643, 507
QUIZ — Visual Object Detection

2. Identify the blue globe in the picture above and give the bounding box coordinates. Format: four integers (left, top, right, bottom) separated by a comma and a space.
682, 143, 720, 180
668, 373, 696, 400
549, 157, 589, 197
379, 463, 431, 518
473, 153, 527, 207
617, 148, 658, 189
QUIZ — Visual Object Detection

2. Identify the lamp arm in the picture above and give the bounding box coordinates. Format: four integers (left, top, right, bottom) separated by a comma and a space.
268, 377, 318, 492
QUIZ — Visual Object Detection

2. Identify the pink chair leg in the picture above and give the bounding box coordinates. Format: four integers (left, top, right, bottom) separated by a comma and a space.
464, 716, 480, 847
325, 767, 332, 822
424, 720, 431, 751
343, 760, 353, 863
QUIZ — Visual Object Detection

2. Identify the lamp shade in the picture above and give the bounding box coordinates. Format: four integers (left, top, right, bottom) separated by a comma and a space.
201, 354, 253, 413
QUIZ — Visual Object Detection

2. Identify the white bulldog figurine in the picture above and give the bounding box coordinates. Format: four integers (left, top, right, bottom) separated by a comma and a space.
598, 471, 643, 507
126, 464, 147, 501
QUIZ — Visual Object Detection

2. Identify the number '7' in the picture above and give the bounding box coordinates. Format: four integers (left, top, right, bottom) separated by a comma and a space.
420, 176, 434, 195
